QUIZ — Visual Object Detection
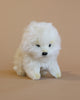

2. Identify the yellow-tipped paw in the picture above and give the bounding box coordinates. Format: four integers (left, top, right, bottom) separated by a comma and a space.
34, 73, 41, 80
56, 72, 61, 78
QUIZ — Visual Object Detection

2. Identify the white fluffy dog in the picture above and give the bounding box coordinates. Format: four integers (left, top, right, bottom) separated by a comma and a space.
13, 21, 61, 80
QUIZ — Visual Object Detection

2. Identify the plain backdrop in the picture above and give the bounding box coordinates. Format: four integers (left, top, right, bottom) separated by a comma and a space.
0, 0, 80, 100
0, 0, 80, 70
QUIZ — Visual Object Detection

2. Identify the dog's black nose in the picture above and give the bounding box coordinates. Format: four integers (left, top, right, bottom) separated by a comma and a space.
42, 52, 48, 56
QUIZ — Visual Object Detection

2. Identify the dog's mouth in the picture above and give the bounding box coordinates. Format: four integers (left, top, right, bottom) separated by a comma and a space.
40, 55, 49, 59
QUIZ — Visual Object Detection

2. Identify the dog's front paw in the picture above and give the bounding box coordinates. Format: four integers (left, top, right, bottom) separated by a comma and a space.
30, 73, 41, 80
34, 73, 41, 80
55, 72, 61, 78
27, 72, 41, 80
49, 70, 61, 78
48, 62, 61, 79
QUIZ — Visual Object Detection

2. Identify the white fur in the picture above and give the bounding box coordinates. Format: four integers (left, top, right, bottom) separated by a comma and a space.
13, 21, 61, 80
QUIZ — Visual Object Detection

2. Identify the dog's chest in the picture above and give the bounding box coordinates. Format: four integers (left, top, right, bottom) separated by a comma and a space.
39, 62, 49, 70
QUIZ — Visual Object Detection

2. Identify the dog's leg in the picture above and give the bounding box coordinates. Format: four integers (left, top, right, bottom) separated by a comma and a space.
23, 63, 41, 80
48, 61, 61, 78
13, 66, 26, 76
13, 48, 26, 76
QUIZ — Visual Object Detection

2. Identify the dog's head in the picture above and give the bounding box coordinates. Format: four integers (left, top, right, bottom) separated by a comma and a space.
21, 21, 61, 60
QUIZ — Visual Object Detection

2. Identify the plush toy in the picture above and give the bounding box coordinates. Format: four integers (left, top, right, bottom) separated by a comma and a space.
13, 21, 61, 80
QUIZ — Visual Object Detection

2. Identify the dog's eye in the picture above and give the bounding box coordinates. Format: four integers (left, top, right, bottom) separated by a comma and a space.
36, 44, 40, 47
49, 44, 51, 47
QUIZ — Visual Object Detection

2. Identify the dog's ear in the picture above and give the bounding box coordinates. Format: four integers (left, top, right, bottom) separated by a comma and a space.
20, 33, 31, 52
20, 31, 36, 52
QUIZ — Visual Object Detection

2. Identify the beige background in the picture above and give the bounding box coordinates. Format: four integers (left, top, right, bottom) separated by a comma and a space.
0, 0, 80, 100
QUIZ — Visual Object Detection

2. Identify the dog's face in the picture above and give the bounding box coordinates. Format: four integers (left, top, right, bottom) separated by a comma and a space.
29, 33, 55, 59
22, 22, 61, 60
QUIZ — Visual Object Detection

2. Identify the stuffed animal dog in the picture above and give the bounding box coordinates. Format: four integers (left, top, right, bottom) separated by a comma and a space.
13, 21, 61, 80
